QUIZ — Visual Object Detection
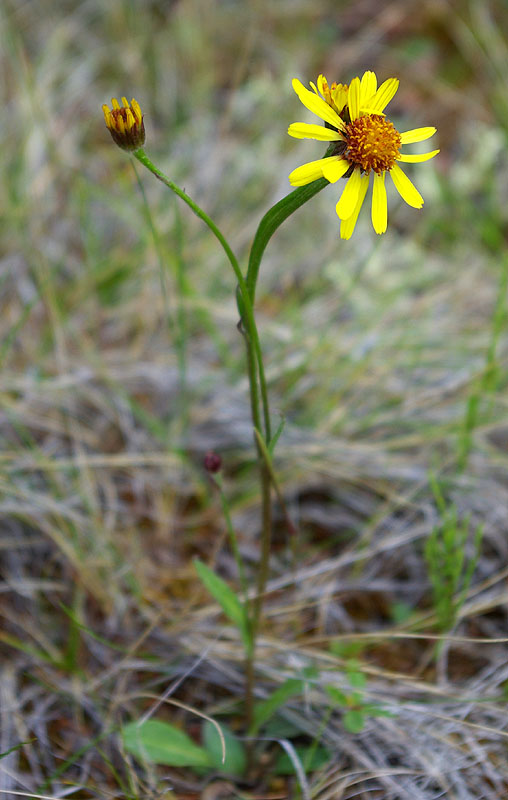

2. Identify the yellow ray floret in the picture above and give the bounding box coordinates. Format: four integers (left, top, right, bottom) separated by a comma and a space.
360, 71, 377, 105
389, 163, 424, 208
347, 77, 361, 121
289, 157, 334, 186
400, 127, 437, 144
340, 175, 369, 240
371, 172, 388, 234
367, 78, 400, 114
398, 149, 440, 163
288, 123, 343, 142
336, 167, 363, 220
292, 79, 346, 131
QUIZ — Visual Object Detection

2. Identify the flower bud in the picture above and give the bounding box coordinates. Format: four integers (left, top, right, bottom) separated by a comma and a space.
204, 451, 222, 474
102, 97, 145, 151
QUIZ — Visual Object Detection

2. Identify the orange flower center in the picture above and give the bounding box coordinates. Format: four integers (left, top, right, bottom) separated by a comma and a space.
345, 114, 401, 174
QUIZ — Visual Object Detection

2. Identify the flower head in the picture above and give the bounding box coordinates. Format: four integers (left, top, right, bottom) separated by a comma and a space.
102, 97, 145, 151
288, 71, 439, 239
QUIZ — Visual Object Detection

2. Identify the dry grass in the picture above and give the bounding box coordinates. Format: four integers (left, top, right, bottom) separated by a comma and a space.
2, 0, 508, 797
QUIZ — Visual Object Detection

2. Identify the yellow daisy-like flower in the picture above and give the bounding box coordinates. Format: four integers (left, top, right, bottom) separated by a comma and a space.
288, 71, 439, 239
102, 97, 145, 151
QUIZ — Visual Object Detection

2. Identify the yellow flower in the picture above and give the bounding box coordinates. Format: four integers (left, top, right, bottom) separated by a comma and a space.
288, 71, 439, 239
102, 97, 145, 151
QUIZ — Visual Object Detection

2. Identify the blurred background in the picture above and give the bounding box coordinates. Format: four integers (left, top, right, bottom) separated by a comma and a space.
2, 0, 508, 797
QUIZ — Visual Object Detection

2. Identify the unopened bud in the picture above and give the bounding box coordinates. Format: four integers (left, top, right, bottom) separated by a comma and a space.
204, 451, 222, 474
102, 96, 145, 151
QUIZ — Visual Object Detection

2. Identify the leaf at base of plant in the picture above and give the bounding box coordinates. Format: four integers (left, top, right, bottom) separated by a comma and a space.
121, 719, 211, 768
202, 719, 247, 776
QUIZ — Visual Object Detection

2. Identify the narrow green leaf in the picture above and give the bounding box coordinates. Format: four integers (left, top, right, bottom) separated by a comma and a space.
194, 559, 249, 647
202, 720, 247, 776
268, 415, 286, 456
0, 740, 35, 760
251, 678, 303, 734
122, 720, 211, 768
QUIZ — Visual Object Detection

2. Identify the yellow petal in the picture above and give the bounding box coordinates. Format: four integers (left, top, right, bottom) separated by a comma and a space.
332, 84, 348, 111
372, 171, 387, 234
390, 163, 423, 208
400, 127, 436, 144
121, 96, 129, 108
102, 104, 111, 125
368, 78, 399, 113
292, 79, 345, 130
289, 157, 330, 186
288, 123, 343, 141
348, 77, 361, 121
322, 157, 350, 183
360, 71, 377, 105
111, 97, 120, 110
398, 149, 440, 163
336, 167, 363, 220
131, 98, 142, 125
317, 74, 328, 95
125, 108, 135, 129
340, 174, 370, 240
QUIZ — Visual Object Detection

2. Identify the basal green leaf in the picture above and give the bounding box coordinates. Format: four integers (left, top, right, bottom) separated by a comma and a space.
202, 720, 247, 776
122, 719, 211, 767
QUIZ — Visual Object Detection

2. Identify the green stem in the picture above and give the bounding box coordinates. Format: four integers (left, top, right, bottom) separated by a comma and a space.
134, 148, 272, 442
244, 458, 271, 742
244, 178, 329, 441
241, 177, 329, 743
251, 462, 272, 635
254, 427, 296, 537
242, 327, 271, 739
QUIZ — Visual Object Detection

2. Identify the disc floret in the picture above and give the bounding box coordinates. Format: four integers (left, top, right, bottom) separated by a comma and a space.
345, 114, 401, 174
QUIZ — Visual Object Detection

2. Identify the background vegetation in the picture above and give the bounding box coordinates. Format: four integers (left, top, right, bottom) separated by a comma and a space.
2, 0, 508, 797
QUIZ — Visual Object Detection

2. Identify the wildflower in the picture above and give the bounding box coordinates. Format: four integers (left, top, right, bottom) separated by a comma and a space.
102, 97, 145, 151
288, 71, 439, 239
